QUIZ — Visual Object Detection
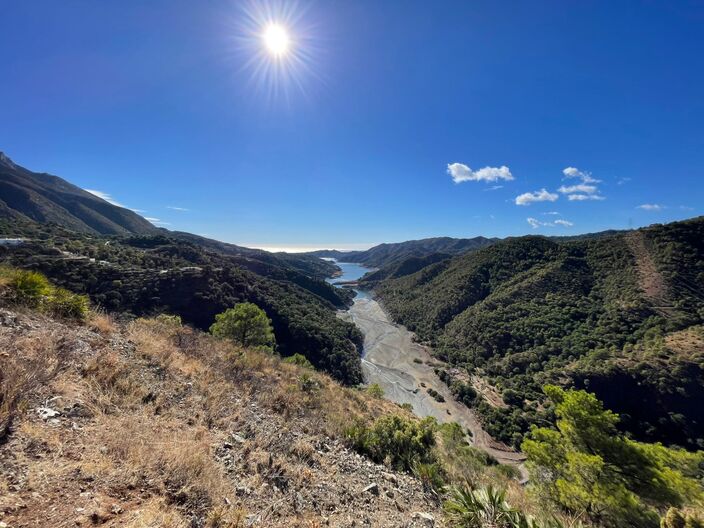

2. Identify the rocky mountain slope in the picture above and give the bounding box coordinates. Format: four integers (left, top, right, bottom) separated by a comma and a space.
0, 152, 157, 236
0, 306, 443, 527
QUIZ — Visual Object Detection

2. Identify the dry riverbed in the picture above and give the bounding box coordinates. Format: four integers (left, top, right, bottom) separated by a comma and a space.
341, 296, 526, 469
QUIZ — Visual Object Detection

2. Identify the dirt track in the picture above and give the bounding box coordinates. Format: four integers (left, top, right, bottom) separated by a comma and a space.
341, 296, 526, 469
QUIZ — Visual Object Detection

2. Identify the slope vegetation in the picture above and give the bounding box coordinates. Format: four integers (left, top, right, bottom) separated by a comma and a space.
372, 217, 704, 448
307, 236, 496, 268
0, 152, 157, 235
0, 221, 364, 384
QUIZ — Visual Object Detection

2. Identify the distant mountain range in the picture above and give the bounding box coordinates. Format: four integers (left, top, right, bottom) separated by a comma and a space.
0, 152, 157, 235
306, 236, 498, 268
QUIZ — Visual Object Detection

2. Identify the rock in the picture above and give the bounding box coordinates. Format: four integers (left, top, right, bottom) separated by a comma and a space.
362, 483, 379, 496
36, 407, 60, 420
412, 512, 435, 526
381, 471, 398, 484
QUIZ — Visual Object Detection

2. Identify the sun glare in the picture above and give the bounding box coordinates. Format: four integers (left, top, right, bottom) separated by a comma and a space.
263, 24, 290, 57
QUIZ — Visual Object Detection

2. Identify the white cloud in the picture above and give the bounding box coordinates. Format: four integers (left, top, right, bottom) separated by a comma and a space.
543, 211, 560, 216
617, 177, 632, 185
84, 189, 125, 208
485, 185, 504, 191
448, 163, 514, 183
637, 204, 663, 211
568, 193, 605, 201
167, 206, 189, 211
560, 167, 605, 201
145, 217, 161, 223
515, 188, 559, 206
562, 167, 600, 183
527, 217, 574, 229
558, 183, 598, 194
680, 205, 694, 211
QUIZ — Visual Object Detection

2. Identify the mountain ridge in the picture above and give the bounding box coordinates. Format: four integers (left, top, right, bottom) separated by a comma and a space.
0, 151, 158, 235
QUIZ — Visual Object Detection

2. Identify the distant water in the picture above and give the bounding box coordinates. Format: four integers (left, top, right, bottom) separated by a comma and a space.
325, 261, 374, 300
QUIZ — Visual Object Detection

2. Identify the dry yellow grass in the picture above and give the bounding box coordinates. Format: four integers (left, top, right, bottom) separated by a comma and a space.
1, 310, 428, 526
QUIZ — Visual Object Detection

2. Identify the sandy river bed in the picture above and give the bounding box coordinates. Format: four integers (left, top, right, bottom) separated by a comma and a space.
340, 295, 526, 469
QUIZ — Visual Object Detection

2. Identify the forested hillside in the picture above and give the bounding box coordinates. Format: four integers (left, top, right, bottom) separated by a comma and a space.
370, 217, 704, 448
0, 218, 364, 384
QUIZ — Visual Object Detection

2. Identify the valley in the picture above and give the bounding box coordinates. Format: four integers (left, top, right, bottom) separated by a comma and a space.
330, 262, 526, 469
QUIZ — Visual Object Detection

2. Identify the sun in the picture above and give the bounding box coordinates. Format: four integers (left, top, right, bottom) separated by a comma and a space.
263, 24, 290, 57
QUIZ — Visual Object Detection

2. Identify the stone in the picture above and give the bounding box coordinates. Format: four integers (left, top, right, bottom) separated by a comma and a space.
362, 483, 379, 496
412, 512, 435, 526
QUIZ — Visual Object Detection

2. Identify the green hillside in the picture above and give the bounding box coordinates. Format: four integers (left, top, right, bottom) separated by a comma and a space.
371, 217, 704, 448
0, 219, 364, 384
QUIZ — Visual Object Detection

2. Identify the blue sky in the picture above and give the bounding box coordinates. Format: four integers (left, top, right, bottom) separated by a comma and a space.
1, 1, 703, 250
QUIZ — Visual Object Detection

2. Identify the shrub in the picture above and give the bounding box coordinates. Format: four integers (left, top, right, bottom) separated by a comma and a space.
427, 387, 445, 402
444, 485, 574, 528
1, 267, 89, 321
9, 269, 51, 306
412, 461, 446, 493
47, 287, 89, 321
155, 314, 183, 327
345, 414, 437, 471
283, 353, 314, 369
298, 373, 321, 393
366, 383, 385, 398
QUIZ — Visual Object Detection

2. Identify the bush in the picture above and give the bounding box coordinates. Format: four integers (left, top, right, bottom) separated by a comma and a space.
444, 485, 575, 528
155, 314, 183, 327
283, 353, 314, 369
1, 267, 89, 321
427, 387, 445, 402
345, 414, 437, 471
366, 383, 385, 398
47, 287, 89, 321
9, 269, 51, 306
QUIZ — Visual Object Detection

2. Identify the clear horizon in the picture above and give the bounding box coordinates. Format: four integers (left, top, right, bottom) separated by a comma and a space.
1, 1, 702, 248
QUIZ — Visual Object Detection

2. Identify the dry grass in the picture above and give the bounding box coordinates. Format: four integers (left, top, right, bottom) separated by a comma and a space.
0, 310, 449, 525
0, 328, 66, 441
88, 309, 116, 334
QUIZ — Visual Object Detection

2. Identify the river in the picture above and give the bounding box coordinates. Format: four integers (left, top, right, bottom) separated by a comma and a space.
328, 261, 526, 468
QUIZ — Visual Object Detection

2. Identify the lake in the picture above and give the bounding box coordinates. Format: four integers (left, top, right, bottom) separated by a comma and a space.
325, 261, 374, 299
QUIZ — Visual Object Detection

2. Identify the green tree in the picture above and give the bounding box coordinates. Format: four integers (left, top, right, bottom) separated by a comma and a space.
522, 386, 704, 527
210, 303, 275, 350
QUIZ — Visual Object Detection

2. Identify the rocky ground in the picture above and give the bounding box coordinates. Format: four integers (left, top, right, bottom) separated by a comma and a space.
0, 307, 443, 527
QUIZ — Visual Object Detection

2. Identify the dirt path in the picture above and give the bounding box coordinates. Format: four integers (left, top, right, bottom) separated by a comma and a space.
625, 231, 674, 317
341, 297, 526, 471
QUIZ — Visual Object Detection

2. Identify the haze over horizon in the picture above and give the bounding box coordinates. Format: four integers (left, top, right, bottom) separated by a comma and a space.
1, 1, 703, 249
